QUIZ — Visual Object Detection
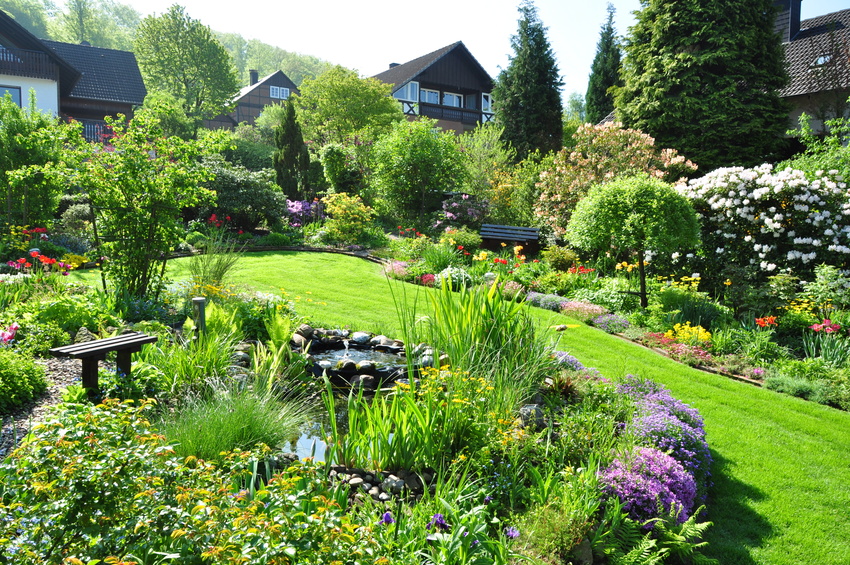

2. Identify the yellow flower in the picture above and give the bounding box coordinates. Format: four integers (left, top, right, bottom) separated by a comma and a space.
724, 279, 732, 286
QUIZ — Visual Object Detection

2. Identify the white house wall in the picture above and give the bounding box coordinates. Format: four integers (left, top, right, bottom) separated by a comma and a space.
0, 74, 59, 114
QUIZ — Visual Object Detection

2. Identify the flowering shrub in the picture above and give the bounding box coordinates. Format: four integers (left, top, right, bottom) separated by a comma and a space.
286, 198, 323, 227
560, 301, 608, 322
678, 164, 850, 281
810, 318, 841, 333
501, 280, 525, 300
553, 351, 586, 371
433, 193, 489, 230
536, 122, 697, 236
599, 446, 697, 526
384, 260, 411, 281
667, 343, 714, 367
617, 376, 711, 497
664, 322, 711, 345
435, 266, 472, 290
439, 226, 483, 251
591, 313, 630, 334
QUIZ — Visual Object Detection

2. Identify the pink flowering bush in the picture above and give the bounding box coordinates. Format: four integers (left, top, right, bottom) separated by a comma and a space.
559, 300, 608, 322
535, 122, 696, 236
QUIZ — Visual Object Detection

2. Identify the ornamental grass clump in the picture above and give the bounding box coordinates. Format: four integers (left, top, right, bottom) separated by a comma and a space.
599, 446, 697, 526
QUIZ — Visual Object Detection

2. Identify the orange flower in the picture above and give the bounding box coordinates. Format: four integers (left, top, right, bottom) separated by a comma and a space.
755, 316, 777, 327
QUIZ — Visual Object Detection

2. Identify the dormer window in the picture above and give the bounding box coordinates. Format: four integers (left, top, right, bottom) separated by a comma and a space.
269, 86, 290, 99
393, 81, 419, 102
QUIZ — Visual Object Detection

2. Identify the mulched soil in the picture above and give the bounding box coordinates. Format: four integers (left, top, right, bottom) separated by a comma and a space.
0, 358, 82, 459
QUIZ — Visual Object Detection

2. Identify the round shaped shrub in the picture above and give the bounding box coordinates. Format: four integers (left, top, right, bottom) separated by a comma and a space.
541, 245, 579, 271
599, 446, 697, 526
0, 348, 47, 413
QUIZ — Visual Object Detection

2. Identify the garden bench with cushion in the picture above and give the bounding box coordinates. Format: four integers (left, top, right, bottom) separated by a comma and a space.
479, 224, 540, 255
49, 332, 158, 390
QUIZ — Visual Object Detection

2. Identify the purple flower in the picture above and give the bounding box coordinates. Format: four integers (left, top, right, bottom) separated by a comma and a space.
600, 446, 697, 527
504, 526, 520, 539
483, 495, 493, 503
554, 351, 585, 371
379, 511, 395, 525
427, 513, 450, 532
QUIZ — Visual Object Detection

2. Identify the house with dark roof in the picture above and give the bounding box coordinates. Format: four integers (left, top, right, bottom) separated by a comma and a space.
373, 41, 494, 134
0, 9, 146, 140
775, 0, 850, 131
205, 69, 299, 129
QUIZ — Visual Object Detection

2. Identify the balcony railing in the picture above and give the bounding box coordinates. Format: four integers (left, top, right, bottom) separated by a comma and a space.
418, 102, 487, 125
0, 47, 60, 81
80, 120, 108, 142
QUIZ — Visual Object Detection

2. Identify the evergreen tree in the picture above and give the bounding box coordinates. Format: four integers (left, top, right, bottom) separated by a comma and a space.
272, 99, 310, 200
615, 0, 789, 172
494, 0, 563, 161
585, 4, 622, 125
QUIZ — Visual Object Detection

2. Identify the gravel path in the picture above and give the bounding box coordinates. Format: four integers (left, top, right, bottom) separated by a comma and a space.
0, 358, 82, 459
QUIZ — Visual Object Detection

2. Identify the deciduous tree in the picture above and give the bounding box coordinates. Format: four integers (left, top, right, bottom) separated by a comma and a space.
494, 0, 563, 161
585, 4, 622, 125
294, 65, 402, 147
615, 0, 789, 171
566, 174, 700, 307
134, 5, 239, 130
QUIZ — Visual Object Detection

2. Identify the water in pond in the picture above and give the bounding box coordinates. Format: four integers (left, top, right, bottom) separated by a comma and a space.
310, 348, 406, 367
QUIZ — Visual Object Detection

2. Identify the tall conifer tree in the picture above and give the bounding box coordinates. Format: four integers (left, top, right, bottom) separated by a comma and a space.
273, 99, 310, 199
494, 0, 563, 161
585, 4, 622, 125
615, 0, 789, 171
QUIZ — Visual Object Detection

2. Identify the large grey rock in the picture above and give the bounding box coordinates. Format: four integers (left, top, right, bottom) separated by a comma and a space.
351, 331, 371, 345
519, 404, 545, 430
74, 327, 97, 343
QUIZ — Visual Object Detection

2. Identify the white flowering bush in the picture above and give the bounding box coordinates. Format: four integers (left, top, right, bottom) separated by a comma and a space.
677, 164, 849, 281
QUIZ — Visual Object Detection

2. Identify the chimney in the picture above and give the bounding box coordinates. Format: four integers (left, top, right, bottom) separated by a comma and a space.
773, 0, 802, 43
389, 63, 400, 69
249, 69, 259, 85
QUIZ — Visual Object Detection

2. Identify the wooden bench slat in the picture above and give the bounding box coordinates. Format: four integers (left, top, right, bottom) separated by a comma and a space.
50, 332, 158, 359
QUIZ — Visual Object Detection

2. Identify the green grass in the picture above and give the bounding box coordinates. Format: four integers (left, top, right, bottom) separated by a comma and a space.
68, 251, 850, 565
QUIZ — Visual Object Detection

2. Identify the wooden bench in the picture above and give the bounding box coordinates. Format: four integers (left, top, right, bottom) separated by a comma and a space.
49, 332, 158, 390
480, 224, 540, 255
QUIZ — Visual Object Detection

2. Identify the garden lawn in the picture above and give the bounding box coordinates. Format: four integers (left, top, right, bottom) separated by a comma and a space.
69, 251, 849, 565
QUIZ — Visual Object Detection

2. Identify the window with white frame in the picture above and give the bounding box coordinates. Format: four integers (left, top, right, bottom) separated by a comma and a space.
482, 93, 493, 113
269, 86, 290, 99
420, 89, 439, 104
393, 81, 419, 101
443, 92, 462, 107
0, 86, 21, 106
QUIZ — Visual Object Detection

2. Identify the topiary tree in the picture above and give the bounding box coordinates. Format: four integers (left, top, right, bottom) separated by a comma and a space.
370, 118, 468, 226
566, 174, 700, 307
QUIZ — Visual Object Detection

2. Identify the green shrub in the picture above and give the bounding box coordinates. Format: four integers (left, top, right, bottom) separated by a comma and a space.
439, 226, 483, 251
764, 374, 825, 400
256, 230, 301, 246
0, 348, 47, 413
541, 245, 579, 271
389, 234, 433, 262
184, 230, 207, 247
14, 319, 70, 356
571, 278, 640, 313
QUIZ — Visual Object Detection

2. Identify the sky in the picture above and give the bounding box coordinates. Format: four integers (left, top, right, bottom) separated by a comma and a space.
112, 0, 848, 97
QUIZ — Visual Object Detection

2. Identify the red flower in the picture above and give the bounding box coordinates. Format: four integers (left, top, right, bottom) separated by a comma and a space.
225, 216, 231, 221
208, 213, 217, 223
29, 250, 39, 257
24, 262, 31, 268
238, 230, 244, 234
17, 258, 26, 264
457, 245, 464, 250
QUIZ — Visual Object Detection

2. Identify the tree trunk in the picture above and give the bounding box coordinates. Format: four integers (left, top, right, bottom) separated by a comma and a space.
637, 248, 648, 308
